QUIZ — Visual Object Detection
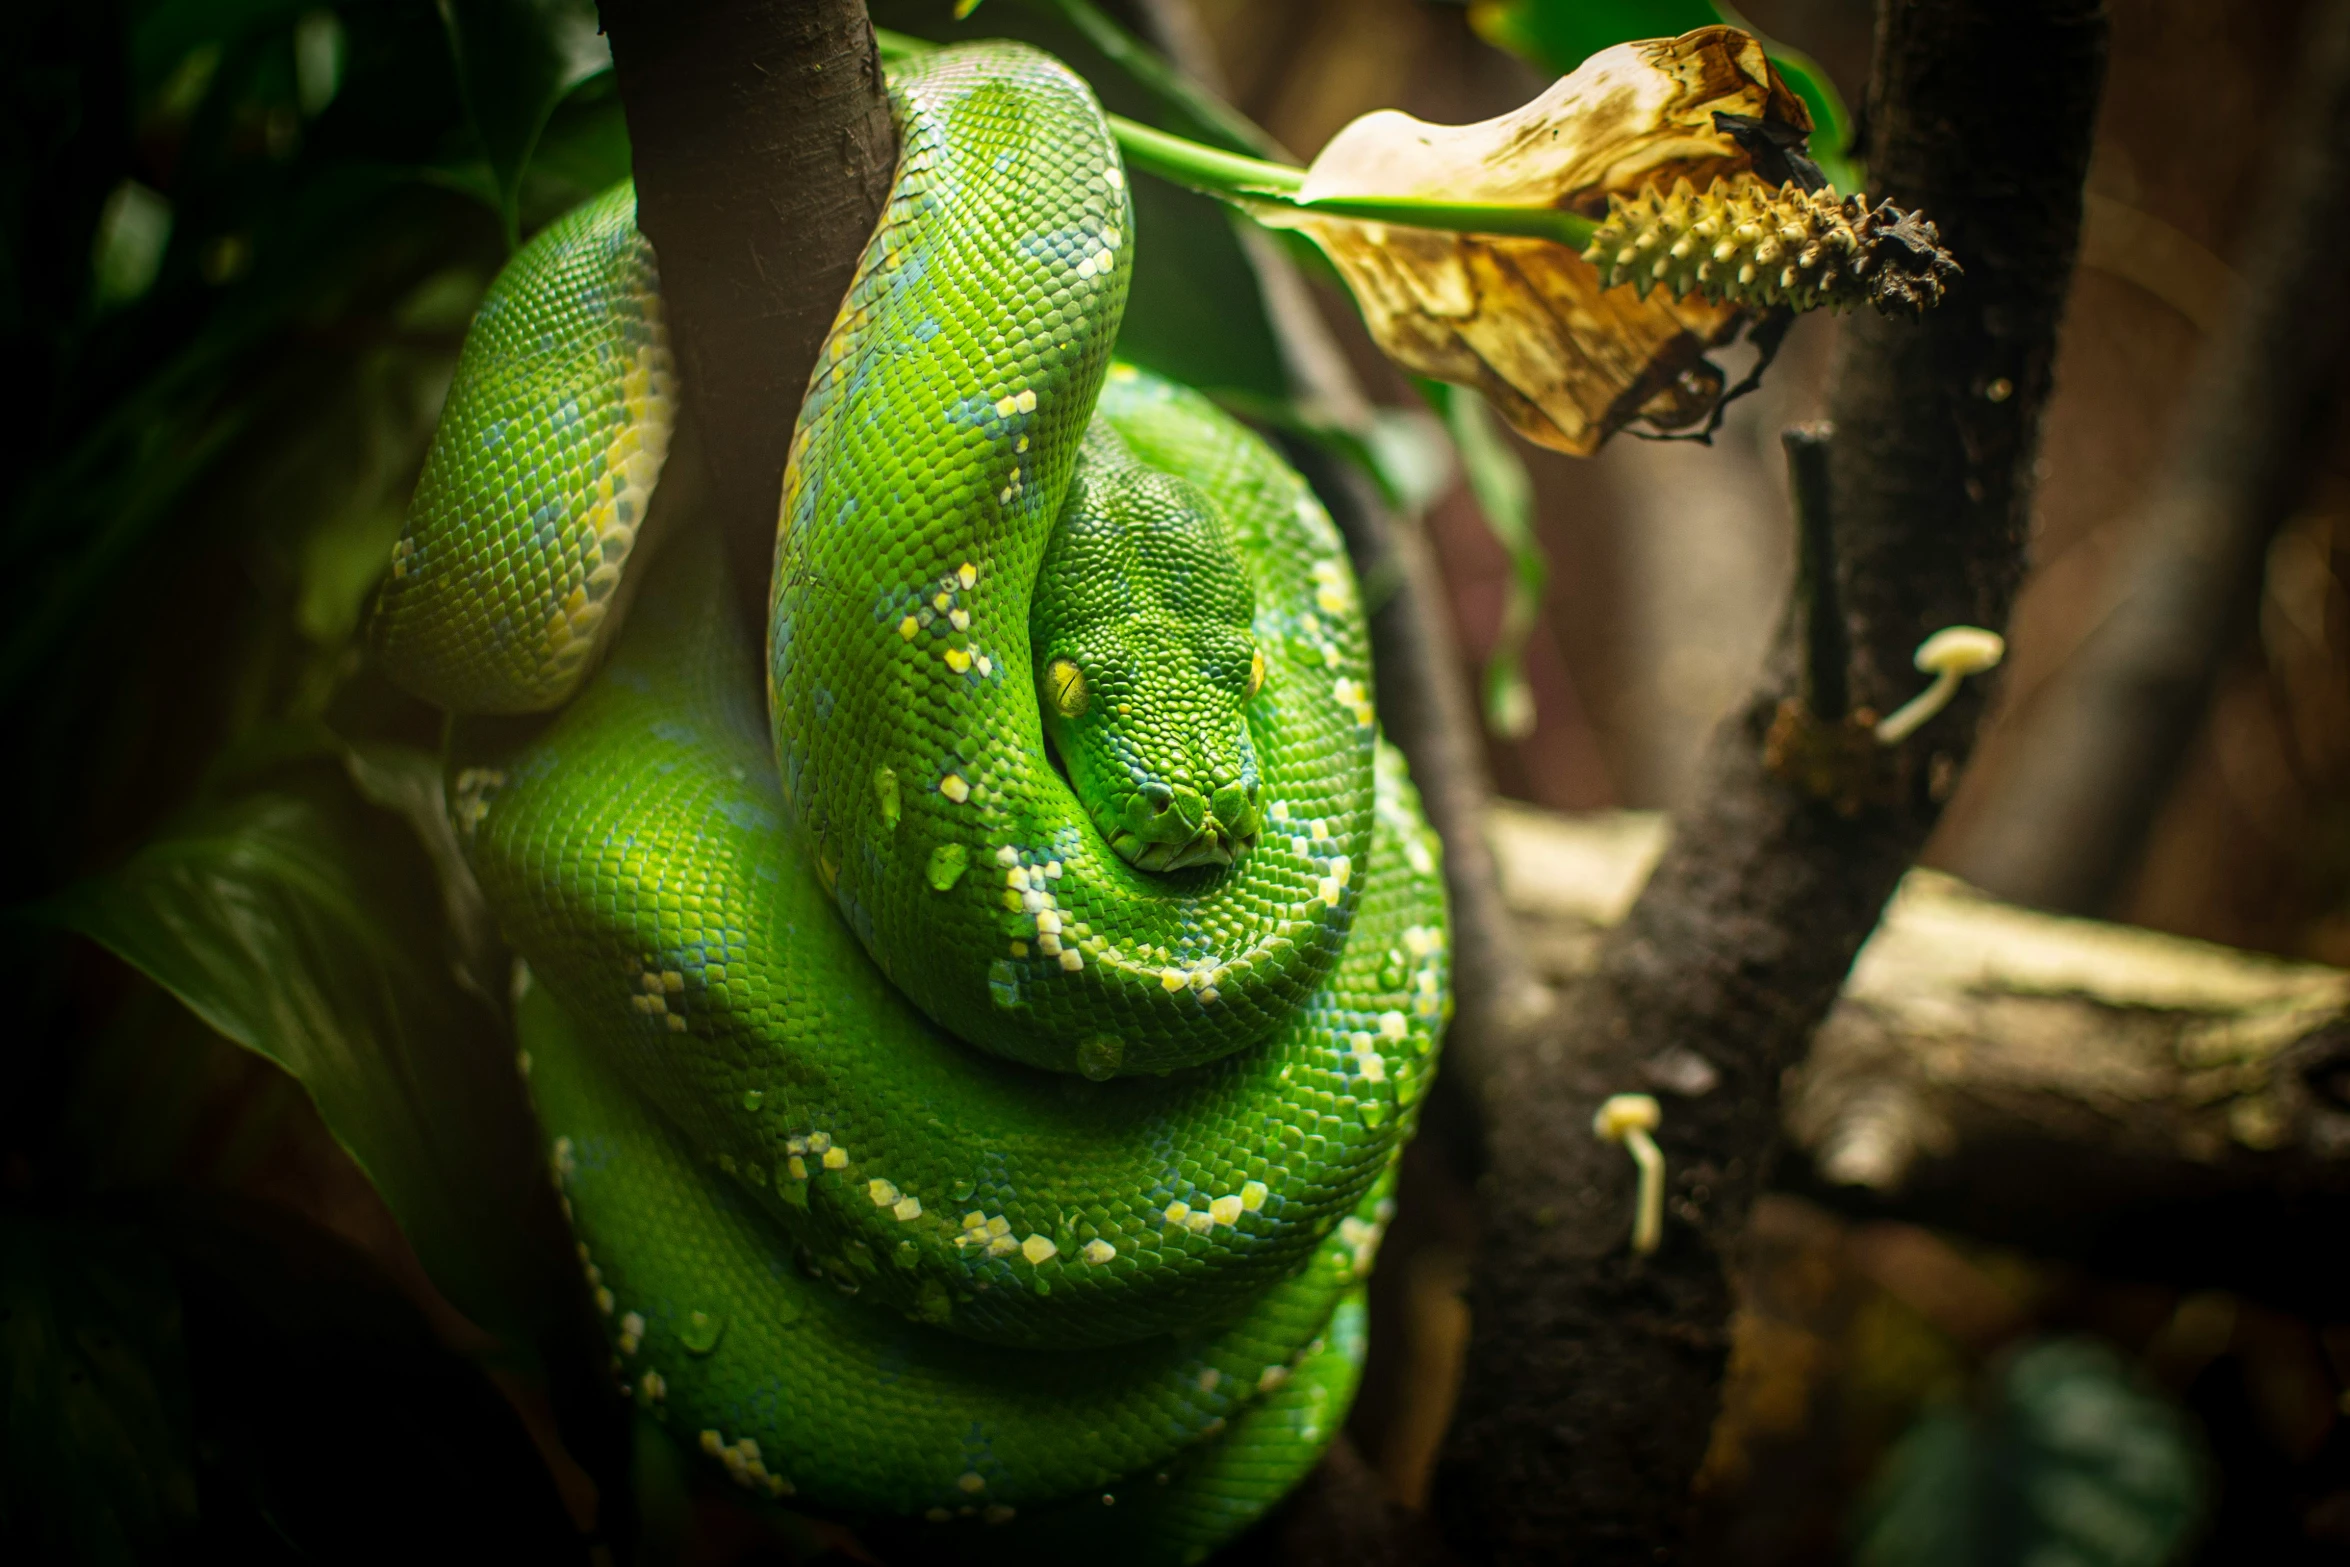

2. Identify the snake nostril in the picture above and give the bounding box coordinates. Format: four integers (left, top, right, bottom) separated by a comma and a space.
1141, 781, 1174, 811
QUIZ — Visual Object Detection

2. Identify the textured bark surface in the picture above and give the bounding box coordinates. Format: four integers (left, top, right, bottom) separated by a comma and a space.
1489, 803, 2350, 1314
1956, 0, 2350, 915
1427, 2, 2110, 1560
599, 0, 896, 579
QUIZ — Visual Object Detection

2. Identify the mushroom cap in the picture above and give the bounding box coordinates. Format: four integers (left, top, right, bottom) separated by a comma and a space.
1911, 625, 2005, 676
1593, 1092, 1662, 1139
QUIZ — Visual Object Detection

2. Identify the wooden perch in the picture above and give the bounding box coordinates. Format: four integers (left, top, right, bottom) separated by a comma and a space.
1490, 802, 2350, 1303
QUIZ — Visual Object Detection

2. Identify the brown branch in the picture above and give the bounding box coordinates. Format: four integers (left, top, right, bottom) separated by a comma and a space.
1954, 0, 2350, 915
598, 0, 896, 584
1427, 1, 2108, 1560
1490, 803, 2350, 1314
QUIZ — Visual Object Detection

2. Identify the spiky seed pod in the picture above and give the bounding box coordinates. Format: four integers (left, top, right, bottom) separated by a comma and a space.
1583, 174, 1962, 318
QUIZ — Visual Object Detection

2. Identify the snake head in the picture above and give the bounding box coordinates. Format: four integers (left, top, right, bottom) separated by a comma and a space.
1034, 428, 1265, 874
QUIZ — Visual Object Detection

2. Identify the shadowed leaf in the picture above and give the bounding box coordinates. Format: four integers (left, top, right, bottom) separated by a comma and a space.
436, 0, 611, 247
0, 1218, 197, 1565
1854, 1337, 2207, 1567
41, 762, 547, 1344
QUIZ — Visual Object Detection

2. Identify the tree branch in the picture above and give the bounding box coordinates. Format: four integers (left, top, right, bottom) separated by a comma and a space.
1953, 0, 2350, 915
1490, 803, 2350, 1314
1428, 2, 2108, 1560
598, 0, 896, 580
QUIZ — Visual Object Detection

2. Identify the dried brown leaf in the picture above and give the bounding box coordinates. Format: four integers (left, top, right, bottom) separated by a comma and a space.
1270, 26, 1811, 454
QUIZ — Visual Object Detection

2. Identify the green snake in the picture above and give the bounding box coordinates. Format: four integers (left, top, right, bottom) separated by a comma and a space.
372, 41, 1449, 1560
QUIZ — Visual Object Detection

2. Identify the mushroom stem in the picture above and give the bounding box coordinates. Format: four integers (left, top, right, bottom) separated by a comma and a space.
1592, 1093, 1667, 1255
1873, 669, 1961, 745
1874, 625, 2006, 746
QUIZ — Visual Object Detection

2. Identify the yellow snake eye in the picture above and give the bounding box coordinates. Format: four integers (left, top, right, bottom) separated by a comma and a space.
1245, 648, 1266, 701
1045, 657, 1088, 718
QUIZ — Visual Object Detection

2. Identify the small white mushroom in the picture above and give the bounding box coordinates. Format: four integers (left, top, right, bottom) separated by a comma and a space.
1874, 626, 2005, 745
1591, 1093, 1666, 1255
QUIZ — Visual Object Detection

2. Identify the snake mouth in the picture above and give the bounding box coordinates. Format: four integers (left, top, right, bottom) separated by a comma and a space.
1112, 822, 1259, 873
1088, 786, 1262, 875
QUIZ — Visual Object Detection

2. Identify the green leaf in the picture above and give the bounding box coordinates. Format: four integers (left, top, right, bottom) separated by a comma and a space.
1853, 1337, 2207, 1567
1426, 382, 1543, 740
39, 761, 548, 1345
0, 1218, 197, 1565
435, 0, 610, 248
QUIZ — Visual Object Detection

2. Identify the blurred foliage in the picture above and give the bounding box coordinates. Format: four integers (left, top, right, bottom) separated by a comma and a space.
0, 1217, 198, 1562
1854, 1337, 2208, 1567
1424, 380, 1542, 738
3, 2, 630, 1556
1, 1201, 586, 1562
41, 741, 548, 1343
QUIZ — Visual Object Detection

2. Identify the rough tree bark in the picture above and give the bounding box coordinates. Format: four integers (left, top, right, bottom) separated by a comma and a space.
599, 0, 896, 583
1955, 0, 2350, 915
1428, 2, 2109, 1561
1490, 804, 2350, 1313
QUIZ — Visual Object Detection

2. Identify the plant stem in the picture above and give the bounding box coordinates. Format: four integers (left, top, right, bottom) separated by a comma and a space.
1109, 114, 1602, 247
1105, 113, 1300, 194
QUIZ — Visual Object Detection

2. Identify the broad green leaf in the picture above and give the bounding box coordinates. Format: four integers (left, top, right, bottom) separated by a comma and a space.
517, 68, 635, 234
1854, 1337, 2207, 1567
0, 1218, 197, 1565
436, 0, 610, 248
41, 763, 548, 1344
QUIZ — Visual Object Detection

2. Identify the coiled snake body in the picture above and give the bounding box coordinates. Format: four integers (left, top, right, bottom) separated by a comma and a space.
374, 42, 1449, 1559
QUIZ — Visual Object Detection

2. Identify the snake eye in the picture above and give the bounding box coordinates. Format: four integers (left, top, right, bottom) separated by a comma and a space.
1045, 657, 1088, 718
1245, 648, 1266, 701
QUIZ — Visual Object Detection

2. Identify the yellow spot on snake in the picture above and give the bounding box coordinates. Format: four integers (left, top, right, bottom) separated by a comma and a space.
822, 1146, 848, 1170
1082, 1239, 1116, 1264
958, 562, 978, 588
893, 1195, 923, 1222
940, 775, 971, 804
868, 1179, 899, 1206
1162, 1202, 1189, 1225
1014, 389, 1037, 414
1241, 1180, 1268, 1211
943, 647, 972, 674
1208, 1195, 1243, 1226
898, 616, 919, 639
1021, 1234, 1057, 1264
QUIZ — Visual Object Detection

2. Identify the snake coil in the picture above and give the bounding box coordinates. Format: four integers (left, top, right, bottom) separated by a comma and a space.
374, 42, 1449, 1561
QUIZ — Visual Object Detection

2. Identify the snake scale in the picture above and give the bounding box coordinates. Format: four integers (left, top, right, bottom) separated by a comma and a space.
372, 41, 1450, 1560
